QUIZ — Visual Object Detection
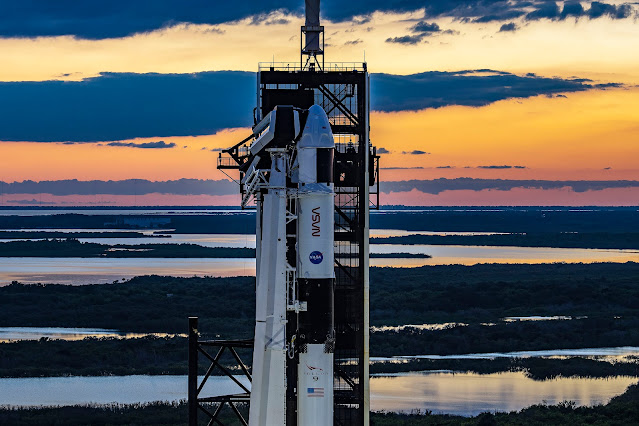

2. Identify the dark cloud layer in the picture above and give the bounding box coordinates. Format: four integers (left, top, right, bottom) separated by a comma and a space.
498, 22, 518, 32
0, 70, 621, 142
370, 70, 620, 112
3, 178, 638, 197
380, 178, 639, 194
0, 72, 255, 142
107, 141, 176, 149
0, 179, 237, 196
0, 1, 634, 39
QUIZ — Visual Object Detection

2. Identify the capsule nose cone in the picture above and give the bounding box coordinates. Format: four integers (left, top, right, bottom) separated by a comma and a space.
300, 105, 334, 149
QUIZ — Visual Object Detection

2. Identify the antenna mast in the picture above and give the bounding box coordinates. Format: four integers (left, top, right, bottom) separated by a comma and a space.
301, 0, 324, 70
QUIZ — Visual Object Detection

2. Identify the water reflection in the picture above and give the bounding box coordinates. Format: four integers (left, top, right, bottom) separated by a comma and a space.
371, 346, 639, 362
0, 327, 183, 342
370, 371, 637, 416
370, 244, 639, 265
0, 258, 255, 285
0, 372, 635, 416
1, 242, 638, 285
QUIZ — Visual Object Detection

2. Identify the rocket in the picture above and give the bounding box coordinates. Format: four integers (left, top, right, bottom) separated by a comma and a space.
295, 105, 335, 426
247, 104, 335, 426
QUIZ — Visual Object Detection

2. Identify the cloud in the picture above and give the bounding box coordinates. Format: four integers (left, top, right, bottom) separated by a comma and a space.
0, 179, 238, 196
0, 1, 302, 39
525, 2, 562, 20
344, 39, 363, 45
411, 21, 441, 33
524, 1, 633, 21
498, 22, 518, 32
380, 178, 639, 194
380, 167, 425, 170
387, 20, 451, 45
0, 71, 255, 142
377, 147, 391, 154
106, 140, 176, 149
386, 34, 427, 45
472, 10, 526, 23
402, 150, 430, 155
477, 165, 526, 169
370, 70, 622, 112
588, 2, 632, 19
0, 69, 622, 142
437, 166, 455, 169
0, 1, 635, 39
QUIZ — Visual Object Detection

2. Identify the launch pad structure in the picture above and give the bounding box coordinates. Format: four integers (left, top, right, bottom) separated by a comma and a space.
188, 2, 380, 424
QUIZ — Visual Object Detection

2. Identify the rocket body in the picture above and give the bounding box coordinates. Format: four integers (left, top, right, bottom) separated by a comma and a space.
246, 105, 335, 426
296, 105, 335, 426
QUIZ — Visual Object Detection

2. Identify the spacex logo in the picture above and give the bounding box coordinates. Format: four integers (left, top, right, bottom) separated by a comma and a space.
309, 251, 323, 264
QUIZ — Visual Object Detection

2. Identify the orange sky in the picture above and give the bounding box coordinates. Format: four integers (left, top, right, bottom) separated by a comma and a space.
2, 87, 637, 184
1, 8, 638, 205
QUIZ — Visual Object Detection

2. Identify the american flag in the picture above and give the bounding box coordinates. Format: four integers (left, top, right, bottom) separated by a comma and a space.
307, 387, 325, 397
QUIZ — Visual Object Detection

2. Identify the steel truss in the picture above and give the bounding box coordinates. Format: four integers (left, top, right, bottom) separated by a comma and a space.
188, 317, 253, 426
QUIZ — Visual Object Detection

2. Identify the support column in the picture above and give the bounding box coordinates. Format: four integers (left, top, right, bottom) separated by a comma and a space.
188, 316, 199, 426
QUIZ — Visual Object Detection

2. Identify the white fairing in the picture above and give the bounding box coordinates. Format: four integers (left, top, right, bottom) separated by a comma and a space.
298, 105, 334, 184
298, 189, 334, 279
249, 152, 288, 426
297, 344, 334, 426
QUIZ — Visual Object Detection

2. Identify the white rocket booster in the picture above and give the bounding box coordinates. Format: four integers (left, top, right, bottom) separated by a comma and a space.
296, 105, 335, 426
247, 104, 335, 426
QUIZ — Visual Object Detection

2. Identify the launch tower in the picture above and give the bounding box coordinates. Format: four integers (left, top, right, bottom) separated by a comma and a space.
189, 1, 379, 424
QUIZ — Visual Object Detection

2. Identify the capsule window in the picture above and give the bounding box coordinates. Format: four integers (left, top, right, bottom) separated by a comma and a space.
316, 149, 334, 183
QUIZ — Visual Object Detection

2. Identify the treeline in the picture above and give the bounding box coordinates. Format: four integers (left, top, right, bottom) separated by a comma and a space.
372, 232, 639, 249
371, 356, 639, 381
1, 383, 638, 425
0, 231, 164, 239
1, 207, 638, 234
0, 240, 256, 258
3, 334, 637, 379
0, 239, 428, 259
370, 262, 639, 325
371, 318, 639, 356
0, 275, 256, 335
2, 263, 639, 333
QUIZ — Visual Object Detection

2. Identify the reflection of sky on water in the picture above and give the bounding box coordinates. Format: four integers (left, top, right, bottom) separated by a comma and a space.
369, 371, 638, 416
1, 242, 638, 285
0, 327, 183, 342
0, 372, 635, 416
372, 346, 639, 362
0, 258, 255, 285
0, 375, 247, 407
370, 244, 639, 265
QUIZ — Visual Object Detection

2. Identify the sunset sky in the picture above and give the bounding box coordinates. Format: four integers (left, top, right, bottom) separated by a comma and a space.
1, 0, 638, 206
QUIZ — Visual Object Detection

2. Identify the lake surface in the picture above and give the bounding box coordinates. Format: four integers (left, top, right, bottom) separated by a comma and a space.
0, 372, 634, 416
1, 242, 637, 285
371, 346, 639, 362
0, 230, 501, 248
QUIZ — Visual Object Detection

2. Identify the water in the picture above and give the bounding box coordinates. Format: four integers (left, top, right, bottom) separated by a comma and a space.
0, 209, 249, 216
370, 244, 639, 265
0, 258, 255, 285
370, 371, 637, 416
0, 230, 500, 248
0, 373, 634, 416
371, 346, 639, 362
0, 327, 183, 342
1, 241, 637, 285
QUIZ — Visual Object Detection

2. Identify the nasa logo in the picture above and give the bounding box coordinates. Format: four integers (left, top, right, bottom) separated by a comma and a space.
309, 251, 323, 264
311, 207, 320, 237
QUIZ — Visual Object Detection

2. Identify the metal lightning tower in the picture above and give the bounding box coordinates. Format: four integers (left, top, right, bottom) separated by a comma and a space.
189, 1, 380, 424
